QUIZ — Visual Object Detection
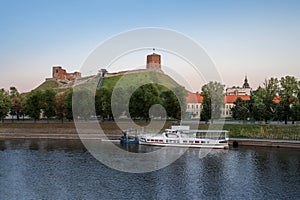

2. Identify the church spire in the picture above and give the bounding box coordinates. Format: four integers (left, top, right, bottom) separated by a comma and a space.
243, 75, 250, 88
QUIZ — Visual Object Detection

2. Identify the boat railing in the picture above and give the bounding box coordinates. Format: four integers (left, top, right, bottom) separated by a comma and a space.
196, 135, 226, 140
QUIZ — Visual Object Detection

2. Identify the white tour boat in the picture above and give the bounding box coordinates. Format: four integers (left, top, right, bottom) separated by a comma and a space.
139, 126, 229, 149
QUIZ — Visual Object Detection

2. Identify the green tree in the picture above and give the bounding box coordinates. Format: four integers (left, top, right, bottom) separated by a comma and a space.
200, 96, 211, 122
252, 78, 279, 123
200, 81, 225, 123
173, 86, 187, 120
129, 84, 161, 121
64, 88, 73, 121
0, 88, 12, 122
293, 81, 300, 122
231, 97, 250, 121
41, 89, 56, 121
274, 101, 285, 122
279, 76, 299, 124
252, 101, 267, 122
95, 87, 112, 120
111, 87, 127, 119
72, 88, 94, 120
160, 90, 178, 119
160, 86, 186, 120
291, 101, 300, 122
55, 92, 66, 123
9, 86, 21, 122
20, 95, 27, 121
23, 90, 42, 122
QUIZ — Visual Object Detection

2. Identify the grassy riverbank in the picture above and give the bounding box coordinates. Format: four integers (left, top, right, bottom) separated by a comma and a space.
198, 124, 300, 140
0, 121, 173, 135
1, 122, 300, 140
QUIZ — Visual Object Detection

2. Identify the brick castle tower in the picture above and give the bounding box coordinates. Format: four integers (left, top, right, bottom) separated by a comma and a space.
146, 53, 161, 70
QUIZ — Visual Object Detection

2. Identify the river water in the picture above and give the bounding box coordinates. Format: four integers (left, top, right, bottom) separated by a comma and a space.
0, 139, 299, 200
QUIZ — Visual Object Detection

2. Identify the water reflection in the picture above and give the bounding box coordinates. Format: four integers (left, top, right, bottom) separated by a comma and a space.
0, 139, 299, 199
0, 139, 87, 151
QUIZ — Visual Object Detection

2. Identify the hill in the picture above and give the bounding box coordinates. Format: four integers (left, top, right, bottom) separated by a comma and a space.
34, 80, 59, 91
101, 71, 182, 90
32, 70, 185, 93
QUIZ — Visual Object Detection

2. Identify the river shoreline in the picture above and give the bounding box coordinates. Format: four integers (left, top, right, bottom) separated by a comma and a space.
228, 138, 300, 149
1, 133, 300, 149
1, 122, 300, 149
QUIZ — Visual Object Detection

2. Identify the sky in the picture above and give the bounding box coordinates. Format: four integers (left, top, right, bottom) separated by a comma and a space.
0, 0, 300, 93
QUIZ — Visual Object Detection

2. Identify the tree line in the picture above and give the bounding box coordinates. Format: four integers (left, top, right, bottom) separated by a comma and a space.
200, 76, 300, 124
231, 76, 300, 124
0, 84, 186, 122
92, 84, 186, 121
0, 87, 74, 122
1, 75, 299, 123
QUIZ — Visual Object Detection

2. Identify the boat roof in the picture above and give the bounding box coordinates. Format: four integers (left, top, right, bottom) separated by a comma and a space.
181, 130, 229, 133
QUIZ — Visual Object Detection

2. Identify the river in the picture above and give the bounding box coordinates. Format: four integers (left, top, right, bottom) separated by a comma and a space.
0, 139, 299, 199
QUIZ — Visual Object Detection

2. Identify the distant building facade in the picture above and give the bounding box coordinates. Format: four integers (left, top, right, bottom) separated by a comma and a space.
186, 92, 203, 119
186, 76, 253, 119
226, 76, 252, 96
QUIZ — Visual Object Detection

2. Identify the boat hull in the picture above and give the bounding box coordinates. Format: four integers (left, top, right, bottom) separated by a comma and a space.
139, 141, 229, 149
120, 136, 139, 144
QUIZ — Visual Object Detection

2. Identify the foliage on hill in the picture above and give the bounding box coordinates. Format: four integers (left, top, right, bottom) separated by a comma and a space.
76, 71, 187, 121
2, 70, 187, 122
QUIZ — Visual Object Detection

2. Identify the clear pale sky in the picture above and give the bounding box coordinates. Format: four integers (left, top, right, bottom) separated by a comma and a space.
1, 0, 300, 92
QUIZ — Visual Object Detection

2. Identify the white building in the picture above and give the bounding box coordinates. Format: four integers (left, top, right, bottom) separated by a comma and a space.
226, 76, 252, 96
186, 92, 203, 119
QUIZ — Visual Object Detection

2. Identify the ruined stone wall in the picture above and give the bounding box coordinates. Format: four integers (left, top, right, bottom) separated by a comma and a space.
52, 66, 81, 81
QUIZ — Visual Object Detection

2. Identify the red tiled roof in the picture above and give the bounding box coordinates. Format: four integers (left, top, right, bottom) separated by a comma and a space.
186, 92, 203, 103
225, 95, 250, 104
273, 96, 281, 103
186, 93, 281, 104
187, 93, 251, 104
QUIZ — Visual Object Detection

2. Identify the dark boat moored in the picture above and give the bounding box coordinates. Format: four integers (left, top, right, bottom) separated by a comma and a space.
120, 131, 139, 144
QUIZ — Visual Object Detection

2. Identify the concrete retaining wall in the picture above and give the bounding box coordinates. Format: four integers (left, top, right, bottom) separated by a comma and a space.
229, 138, 300, 149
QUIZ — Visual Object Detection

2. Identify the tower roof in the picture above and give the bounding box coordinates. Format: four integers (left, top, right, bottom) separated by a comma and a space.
242, 76, 250, 88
